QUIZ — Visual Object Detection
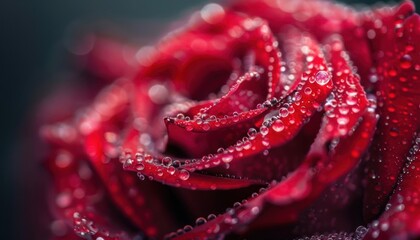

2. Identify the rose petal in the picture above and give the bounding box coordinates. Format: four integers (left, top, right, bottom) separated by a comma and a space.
294, 162, 366, 236
165, 107, 267, 157
204, 71, 265, 117
121, 128, 266, 190
75, 37, 137, 82
321, 34, 368, 140
280, 28, 306, 96
207, 112, 322, 181
181, 33, 333, 172
45, 149, 132, 240
230, 0, 373, 87
84, 128, 178, 237
170, 110, 377, 239
362, 6, 420, 221
364, 135, 420, 239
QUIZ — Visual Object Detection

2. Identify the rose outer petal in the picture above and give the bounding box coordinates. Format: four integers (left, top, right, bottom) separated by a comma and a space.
44, 80, 180, 238
364, 135, 420, 239
362, 5, 420, 221
45, 149, 132, 240
75, 37, 137, 82
84, 128, 179, 237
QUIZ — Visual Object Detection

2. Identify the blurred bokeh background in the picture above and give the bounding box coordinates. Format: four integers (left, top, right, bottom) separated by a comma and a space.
1, 0, 418, 239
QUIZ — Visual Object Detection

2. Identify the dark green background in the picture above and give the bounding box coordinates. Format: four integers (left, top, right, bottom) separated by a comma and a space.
1, 0, 418, 239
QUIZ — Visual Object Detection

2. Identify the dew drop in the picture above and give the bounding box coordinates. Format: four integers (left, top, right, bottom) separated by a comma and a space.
390, 130, 399, 137
162, 157, 172, 167
137, 173, 145, 180
272, 120, 285, 132
195, 217, 207, 226
136, 163, 145, 171
251, 206, 260, 215
233, 112, 243, 121
315, 71, 331, 85
172, 160, 180, 168
183, 225, 193, 232
279, 107, 289, 117
400, 54, 412, 69
337, 117, 349, 125
179, 169, 190, 181
55, 150, 73, 168
56, 192, 72, 208
200, 3, 225, 24
371, 230, 380, 239
354, 226, 368, 238
304, 87, 312, 95
260, 126, 269, 136
380, 222, 389, 231
388, 67, 397, 77
222, 155, 233, 163
167, 166, 176, 175
247, 128, 257, 138
369, 74, 378, 83
176, 113, 185, 120
148, 84, 168, 104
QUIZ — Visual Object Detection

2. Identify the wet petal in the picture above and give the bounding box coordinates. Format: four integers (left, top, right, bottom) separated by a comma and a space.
45, 149, 132, 240
135, 11, 281, 100
230, 0, 373, 86
321, 35, 368, 140
165, 107, 267, 157
204, 71, 265, 117
364, 135, 420, 239
170, 110, 377, 239
181, 33, 333, 172
74, 36, 137, 82
362, 7, 420, 221
84, 128, 178, 237
121, 128, 266, 190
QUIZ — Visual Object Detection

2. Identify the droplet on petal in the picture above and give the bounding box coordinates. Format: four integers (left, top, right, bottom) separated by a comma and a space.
179, 169, 190, 181
315, 70, 331, 85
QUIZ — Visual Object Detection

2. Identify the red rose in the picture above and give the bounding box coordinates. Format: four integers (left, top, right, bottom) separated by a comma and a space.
40, 0, 420, 239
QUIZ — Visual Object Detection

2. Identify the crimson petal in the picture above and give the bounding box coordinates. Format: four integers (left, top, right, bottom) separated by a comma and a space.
121, 128, 266, 190
204, 71, 264, 117
364, 135, 420, 239
135, 12, 281, 100
362, 5, 420, 221
45, 149, 132, 240
181, 33, 333, 172
76, 37, 137, 82
170, 109, 377, 240
165, 107, 267, 157
321, 35, 368, 140
230, 0, 373, 86
84, 128, 178, 237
